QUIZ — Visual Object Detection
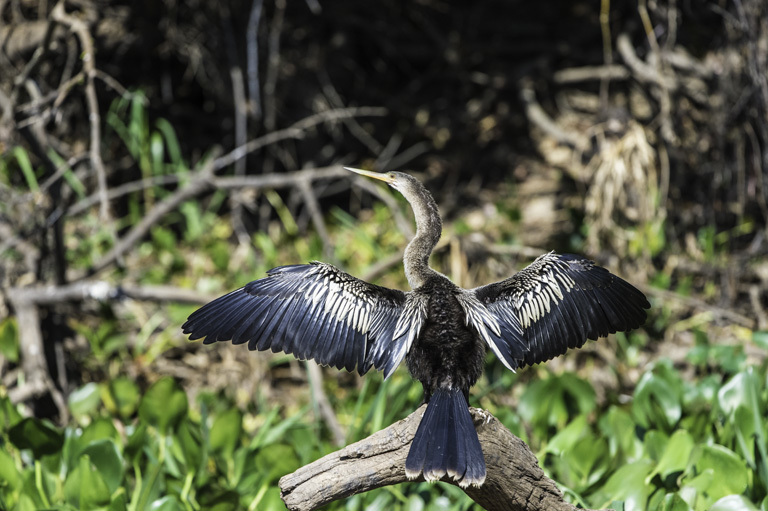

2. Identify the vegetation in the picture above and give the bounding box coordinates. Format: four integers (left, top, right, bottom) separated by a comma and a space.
1, 1, 767, 510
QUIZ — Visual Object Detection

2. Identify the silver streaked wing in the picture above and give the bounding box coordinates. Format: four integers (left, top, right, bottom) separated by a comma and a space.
472, 252, 650, 369
182, 262, 409, 376
455, 292, 524, 372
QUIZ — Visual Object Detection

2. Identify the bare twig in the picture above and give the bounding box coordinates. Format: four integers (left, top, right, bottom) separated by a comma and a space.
246, 0, 264, 120
519, 78, 590, 151
211, 106, 387, 171
7, 296, 69, 422
279, 406, 604, 511
297, 177, 335, 260
71, 152, 220, 280
306, 362, 345, 447
263, 0, 285, 132
554, 65, 630, 84
7, 280, 216, 306
51, 1, 110, 223
320, 69, 383, 154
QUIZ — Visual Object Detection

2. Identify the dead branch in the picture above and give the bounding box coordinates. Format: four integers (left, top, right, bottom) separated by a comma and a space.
280, 406, 606, 511
519, 78, 589, 151
51, 1, 110, 222
7, 280, 215, 306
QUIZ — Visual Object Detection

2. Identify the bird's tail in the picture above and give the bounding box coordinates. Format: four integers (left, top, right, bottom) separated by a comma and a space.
405, 387, 486, 488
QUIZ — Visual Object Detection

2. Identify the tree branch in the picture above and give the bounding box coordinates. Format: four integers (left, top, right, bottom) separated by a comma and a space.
279, 406, 607, 511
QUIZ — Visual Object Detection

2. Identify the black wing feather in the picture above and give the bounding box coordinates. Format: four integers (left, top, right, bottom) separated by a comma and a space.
473, 252, 650, 369
183, 262, 409, 376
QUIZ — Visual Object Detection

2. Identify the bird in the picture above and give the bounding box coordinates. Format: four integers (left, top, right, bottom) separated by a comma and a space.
182, 167, 650, 488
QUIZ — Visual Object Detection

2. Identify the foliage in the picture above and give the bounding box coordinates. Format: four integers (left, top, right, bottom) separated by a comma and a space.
2, 324, 767, 511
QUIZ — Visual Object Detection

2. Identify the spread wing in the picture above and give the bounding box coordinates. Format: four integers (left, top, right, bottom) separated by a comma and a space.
470, 252, 650, 370
182, 262, 418, 378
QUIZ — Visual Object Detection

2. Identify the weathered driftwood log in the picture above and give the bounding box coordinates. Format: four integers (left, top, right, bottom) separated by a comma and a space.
279, 406, 608, 511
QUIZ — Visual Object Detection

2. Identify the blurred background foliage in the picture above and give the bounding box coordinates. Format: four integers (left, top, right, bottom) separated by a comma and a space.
1, 0, 767, 510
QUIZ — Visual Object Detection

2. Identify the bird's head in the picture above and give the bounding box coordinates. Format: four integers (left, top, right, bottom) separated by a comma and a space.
344, 167, 420, 195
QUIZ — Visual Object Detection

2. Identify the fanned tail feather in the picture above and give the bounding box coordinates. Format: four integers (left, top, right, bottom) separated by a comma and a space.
405, 387, 486, 488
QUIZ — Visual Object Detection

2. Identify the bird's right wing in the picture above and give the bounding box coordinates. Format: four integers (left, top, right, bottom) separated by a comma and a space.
469, 252, 650, 370
182, 262, 420, 378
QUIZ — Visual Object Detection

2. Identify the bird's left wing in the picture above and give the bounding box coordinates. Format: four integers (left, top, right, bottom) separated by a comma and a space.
182, 262, 413, 377
469, 252, 650, 370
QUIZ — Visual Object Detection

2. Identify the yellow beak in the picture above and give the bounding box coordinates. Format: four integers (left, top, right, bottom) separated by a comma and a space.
344, 167, 395, 184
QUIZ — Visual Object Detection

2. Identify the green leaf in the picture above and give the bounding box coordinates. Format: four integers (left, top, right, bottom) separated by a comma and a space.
683, 444, 748, 505
209, 408, 243, 456
718, 369, 760, 417
254, 444, 300, 483
643, 430, 670, 462
81, 417, 121, 447
103, 377, 141, 419
0, 394, 23, 430
65, 455, 112, 510
149, 495, 184, 511
649, 429, 694, 481
518, 372, 596, 434
546, 414, 589, 455
0, 448, 20, 491
8, 417, 64, 457
752, 331, 768, 350
173, 418, 203, 472
0, 317, 19, 363
139, 377, 188, 434
632, 363, 683, 431
599, 406, 643, 460
13, 147, 39, 192
597, 460, 654, 511
80, 439, 125, 494
660, 493, 691, 511
709, 495, 759, 511
69, 382, 102, 419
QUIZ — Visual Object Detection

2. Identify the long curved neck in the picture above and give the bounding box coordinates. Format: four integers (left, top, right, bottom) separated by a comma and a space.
401, 181, 442, 289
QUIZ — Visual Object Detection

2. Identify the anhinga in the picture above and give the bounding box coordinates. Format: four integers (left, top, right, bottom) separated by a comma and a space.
182, 168, 650, 488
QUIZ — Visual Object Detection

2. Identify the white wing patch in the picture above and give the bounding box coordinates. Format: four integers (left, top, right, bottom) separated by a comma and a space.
514, 255, 574, 328
388, 293, 428, 378
455, 292, 518, 372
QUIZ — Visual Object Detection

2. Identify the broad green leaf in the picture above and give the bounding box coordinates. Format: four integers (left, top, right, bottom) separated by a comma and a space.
683, 444, 748, 505
139, 377, 188, 434
599, 406, 643, 460
14, 494, 37, 511
751, 331, 768, 350
8, 417, 64, 457
660, 493, 692, 511
709, 495, 759, 511
209, 407, 243, 456
545, 414, 589, 455
643, 430, 669, 462
0, 394, 23, 430
598, 460, 654, 511
0, 448, 20, 491
718, 369, 760, 417
149, 495, 184, 511
649, 429, 694, 481
632, 363, 683, 431
254, 444, 300, 482
518, 372, 596, 433
69, 382, 102, 419
103, 377, 141, 418
65, 455, 112, 510
568, 432, 608, 485
173, 419, 203, 472
81, 439, 125, 494
81, 417, 120, 447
